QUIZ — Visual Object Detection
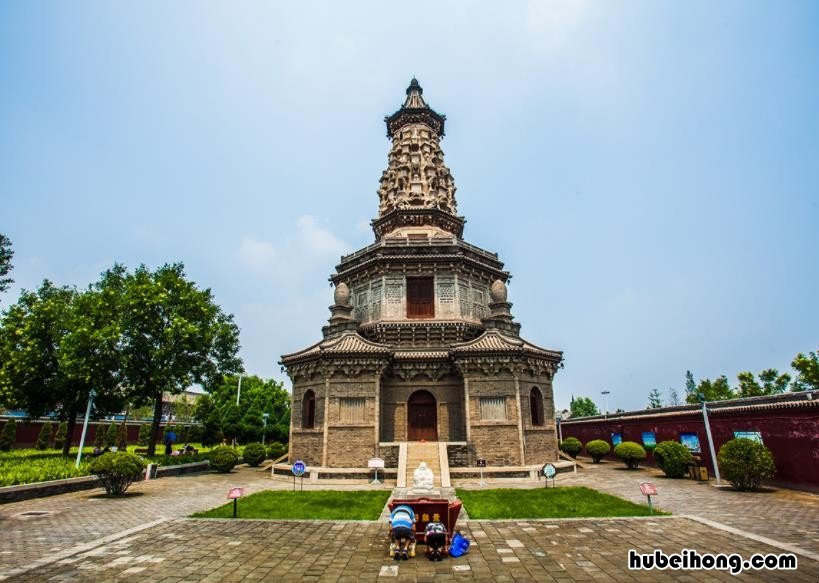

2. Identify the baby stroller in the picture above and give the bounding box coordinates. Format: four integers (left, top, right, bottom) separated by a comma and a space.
388, 505, 416, 560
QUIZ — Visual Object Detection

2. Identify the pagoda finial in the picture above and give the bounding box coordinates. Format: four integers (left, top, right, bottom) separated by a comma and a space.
385, 77, 446, 138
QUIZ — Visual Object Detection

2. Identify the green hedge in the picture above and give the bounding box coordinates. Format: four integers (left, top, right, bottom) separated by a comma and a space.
614, 441, 646, 469
560, 437, 582, 458
90, 451, 147, 495
585, 439, 611, 463
654, 441, 693, 478
717, 438, 775, 491
242, 443, 266, 467
210, 446, 239, 473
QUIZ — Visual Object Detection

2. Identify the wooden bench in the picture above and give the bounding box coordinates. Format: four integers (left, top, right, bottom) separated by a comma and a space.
134, 448, 149, 455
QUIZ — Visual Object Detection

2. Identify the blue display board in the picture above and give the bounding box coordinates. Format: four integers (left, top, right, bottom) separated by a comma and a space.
611, 433, 622, 447
680, 432, 701, 453
733, 431, 763, 444
292, 460, 306, 477
642, 431, 656, 449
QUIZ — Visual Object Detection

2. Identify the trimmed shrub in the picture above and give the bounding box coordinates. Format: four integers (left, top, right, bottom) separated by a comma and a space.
268, 441, 287, 461
242, 442, 267, 467
654, 440, 693, 478
614, 441, 647, 469
717, 438, 775, 491
90, 451, 147, 495
36, 423, 53, 450
105, 422, 118, 448
209, 446, 239, 473
54, 421, 68, 450
559, 437, 583, 458
0, 419, 17, 451
585, 439, 611, 463
137, 424, 151, 446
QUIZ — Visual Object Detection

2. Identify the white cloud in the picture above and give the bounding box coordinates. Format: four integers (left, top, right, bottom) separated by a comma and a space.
297, 215, 350, 257
237, 236, 278, 272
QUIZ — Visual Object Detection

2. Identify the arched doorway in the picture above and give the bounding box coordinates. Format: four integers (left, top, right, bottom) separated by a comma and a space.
407, 390, 437, 441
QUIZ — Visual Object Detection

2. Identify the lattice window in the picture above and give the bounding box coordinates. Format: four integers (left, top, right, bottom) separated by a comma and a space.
479, 397, 506, 421
386, 283, 403, 304
458, 283, 470, 318
371, 283, 382, 320
354, 290, 369, 322
339, 397, 366, 423
438, 282, 455, 304
472, 287, 488, 319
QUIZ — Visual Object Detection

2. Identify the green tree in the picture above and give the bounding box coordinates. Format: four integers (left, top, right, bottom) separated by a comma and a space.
569, 396, 599, 418
93, 424, 106, 448
54, 421, 68, 450
686, 375, 734, 403
105, 422, 118, 448
201, 410, 224, 446
0, 278, 126, 455
737, 369, 791, 398
114, 263, 242, 455
206, 374, 290, 443
667, 388, 681, 406
647, 389, 663, 409
36, 423, 53, 450
241, 405, 264, 443
791, 349, 819, 391
137, 423, 151, 446
684, 370, 697, 402
221, 403, 243, 444
193, 393, 215, 423
0, 234, 13, 296
0, 419, 17, 451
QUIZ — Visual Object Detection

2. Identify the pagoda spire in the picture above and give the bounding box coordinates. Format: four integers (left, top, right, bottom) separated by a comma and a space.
377, 79, 457, 220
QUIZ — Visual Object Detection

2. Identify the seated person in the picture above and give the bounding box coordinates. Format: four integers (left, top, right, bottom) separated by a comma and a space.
389, 505, 415, 561
424, 522, 448, 561
183, 443, 195, 454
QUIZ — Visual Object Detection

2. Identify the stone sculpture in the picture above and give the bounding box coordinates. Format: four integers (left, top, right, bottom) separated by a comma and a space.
412, 462, 434, 490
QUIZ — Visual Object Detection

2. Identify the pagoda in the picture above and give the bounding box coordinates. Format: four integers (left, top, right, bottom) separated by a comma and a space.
281, 79, 563, 471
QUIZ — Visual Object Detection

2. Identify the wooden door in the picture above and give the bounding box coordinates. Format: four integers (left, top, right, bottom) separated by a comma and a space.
407, 390, 438, 441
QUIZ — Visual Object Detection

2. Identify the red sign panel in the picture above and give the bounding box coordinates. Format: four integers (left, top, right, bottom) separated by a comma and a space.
227, 487, 244, 499
639, 482, 657, 496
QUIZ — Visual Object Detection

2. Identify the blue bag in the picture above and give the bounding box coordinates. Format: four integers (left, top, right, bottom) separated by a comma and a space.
449, 531, 470, 557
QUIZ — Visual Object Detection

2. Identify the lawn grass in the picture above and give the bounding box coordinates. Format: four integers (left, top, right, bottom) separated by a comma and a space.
455, 486, 666, 519
0, 443, 218, 487
191, 490, 392, 520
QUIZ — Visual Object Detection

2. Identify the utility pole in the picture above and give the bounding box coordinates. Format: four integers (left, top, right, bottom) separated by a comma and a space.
601, 390, 610, 418
75, 390, 96, 468
701, 399, 721, 485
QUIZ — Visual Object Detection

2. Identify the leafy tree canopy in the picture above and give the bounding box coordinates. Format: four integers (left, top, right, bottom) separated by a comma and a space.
791, 349, 818, 391
686, 375, 734, 403
110, 263, 242, 455
737, 369, 791, 398
569, 396, 599, 418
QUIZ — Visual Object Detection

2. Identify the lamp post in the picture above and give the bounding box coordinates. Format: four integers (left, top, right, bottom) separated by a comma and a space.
601, 390, 610, 417
262, 413, 269, 446
236, 374, 243, 406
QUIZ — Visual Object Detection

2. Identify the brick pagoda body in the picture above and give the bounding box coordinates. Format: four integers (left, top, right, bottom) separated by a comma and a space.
281, 80, 563, 469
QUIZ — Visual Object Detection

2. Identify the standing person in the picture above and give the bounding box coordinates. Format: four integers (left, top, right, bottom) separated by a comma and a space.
164, 435, 172, 456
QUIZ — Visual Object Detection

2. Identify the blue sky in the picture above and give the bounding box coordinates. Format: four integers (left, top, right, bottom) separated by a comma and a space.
2, 1, 817, 412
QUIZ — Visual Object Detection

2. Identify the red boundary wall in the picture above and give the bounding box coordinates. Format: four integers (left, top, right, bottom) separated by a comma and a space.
560, 392, 819, 491
0, 418, 186, 447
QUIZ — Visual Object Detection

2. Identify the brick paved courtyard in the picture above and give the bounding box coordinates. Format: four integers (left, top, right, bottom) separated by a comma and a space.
1, 463, 817, 581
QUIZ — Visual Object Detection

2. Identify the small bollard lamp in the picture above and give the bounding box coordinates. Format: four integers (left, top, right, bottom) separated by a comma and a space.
227, 487, 244, 518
